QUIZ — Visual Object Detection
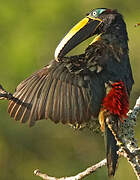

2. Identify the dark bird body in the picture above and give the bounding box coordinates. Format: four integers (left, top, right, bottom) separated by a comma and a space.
0, 8, 134, 176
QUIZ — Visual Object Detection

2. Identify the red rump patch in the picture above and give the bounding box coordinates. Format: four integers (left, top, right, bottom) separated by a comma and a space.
102, 81, 129, 121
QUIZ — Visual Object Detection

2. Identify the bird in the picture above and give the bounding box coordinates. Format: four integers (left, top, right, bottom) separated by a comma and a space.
0, 8, 134, 176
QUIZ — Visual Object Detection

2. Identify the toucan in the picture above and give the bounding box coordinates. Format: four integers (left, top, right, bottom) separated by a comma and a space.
0, 8, 134, 176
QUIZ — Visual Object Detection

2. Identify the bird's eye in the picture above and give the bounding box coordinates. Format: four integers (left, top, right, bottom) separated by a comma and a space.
92, 11, 97, 17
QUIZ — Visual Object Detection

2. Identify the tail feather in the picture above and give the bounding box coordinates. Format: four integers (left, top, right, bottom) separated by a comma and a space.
105, 123, 119, 176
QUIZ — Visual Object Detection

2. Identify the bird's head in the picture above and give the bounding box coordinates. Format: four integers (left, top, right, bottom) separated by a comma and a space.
55, 8, 128, 61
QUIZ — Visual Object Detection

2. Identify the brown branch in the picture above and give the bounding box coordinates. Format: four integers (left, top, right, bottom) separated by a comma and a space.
34, 159, 107, 180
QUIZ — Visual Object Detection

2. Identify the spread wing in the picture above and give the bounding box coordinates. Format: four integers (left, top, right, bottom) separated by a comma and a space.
8, 60, 105, 127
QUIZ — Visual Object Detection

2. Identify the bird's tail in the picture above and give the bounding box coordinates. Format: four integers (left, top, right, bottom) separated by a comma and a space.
99, 81, 129, 176
105, 121, 119, 177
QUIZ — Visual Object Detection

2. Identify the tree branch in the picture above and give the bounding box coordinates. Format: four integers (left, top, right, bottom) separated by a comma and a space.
34, 159, 107, 180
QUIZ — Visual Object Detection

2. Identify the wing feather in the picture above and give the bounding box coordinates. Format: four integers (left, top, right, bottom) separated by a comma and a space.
25, 76, 47, 126
15, 76, 44, 122
45, 78, 58, 119
37, 75, 53, 120
8, 60, 101, 126
51, 79, 61, 123
9, 76, 39, 118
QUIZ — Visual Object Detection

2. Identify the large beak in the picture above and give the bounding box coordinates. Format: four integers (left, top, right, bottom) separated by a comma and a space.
55, 16, 103, 61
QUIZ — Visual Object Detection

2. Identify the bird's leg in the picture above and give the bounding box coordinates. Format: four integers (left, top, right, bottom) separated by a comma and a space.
98, 108, 107, 132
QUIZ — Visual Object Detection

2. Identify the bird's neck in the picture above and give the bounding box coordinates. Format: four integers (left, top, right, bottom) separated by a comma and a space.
101, 33, 128, 50
90, 32, 128, 50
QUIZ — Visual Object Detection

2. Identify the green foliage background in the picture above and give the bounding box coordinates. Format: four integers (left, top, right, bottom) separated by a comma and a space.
0, 0, 140, 179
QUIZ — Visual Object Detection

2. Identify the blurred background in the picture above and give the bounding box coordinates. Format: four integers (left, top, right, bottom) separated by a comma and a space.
0, 0, 140, 179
